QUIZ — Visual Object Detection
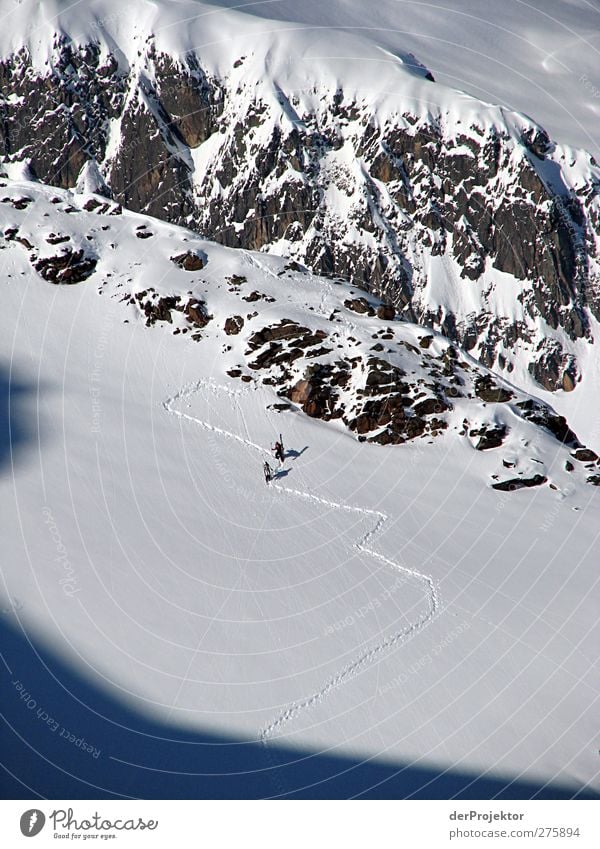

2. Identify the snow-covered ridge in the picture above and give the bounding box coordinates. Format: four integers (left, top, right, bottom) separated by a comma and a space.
0, 0, 567, 136
1, 1, 600, 429
0, 0, 434, 87
200, 0, 600, 158
3, 0, 599, 169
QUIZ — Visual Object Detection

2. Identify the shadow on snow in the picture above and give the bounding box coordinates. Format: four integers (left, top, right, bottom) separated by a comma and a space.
0, 617, 596, 800
0, 363, 40, 472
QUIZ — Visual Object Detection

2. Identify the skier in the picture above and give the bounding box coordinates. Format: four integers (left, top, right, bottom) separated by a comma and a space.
272, 434, 285, 464
263, 460, 273, 485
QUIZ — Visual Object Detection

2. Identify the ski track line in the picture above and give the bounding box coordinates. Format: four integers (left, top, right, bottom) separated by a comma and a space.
163, 379, 441, 748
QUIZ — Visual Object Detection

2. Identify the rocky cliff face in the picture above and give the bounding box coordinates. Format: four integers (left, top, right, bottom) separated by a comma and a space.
1, 34, 599, 394
2, 171, 597, 493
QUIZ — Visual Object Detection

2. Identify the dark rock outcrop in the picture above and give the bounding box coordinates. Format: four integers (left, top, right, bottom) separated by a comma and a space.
471, 423, 508, 451
515, 400, 580, 446
171, 251, 206, 271
377, 304, 396, 321
137, 293, 183, 326
474, 375, 513, 403
185, 298, 212, 327
33, 249, 97, 284
492, 474, 547, 491
224, 315, 244, 335
345, 297, 375, 316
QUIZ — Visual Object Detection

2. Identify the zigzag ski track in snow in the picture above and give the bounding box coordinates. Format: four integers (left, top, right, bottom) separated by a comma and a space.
163, 379, 441, 752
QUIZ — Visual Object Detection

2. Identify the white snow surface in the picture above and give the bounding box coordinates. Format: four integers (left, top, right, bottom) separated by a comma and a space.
0, 178, 598, 797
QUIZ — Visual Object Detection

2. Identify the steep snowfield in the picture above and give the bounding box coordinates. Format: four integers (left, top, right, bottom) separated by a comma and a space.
0, 178, 598, 797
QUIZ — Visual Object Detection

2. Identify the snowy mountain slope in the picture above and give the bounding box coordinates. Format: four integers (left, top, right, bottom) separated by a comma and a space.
4, 0, 600, 156
1, 173, 597, 488
0, 175, 598, 797
1, 0, 600, 405
206, 0, 600, 158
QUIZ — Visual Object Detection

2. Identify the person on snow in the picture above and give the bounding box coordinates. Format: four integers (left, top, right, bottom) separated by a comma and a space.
263, 461, 273, 485
272, 436, 285, 464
